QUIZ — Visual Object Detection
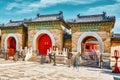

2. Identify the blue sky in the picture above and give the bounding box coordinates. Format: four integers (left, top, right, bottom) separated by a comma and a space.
0, 0, 120, 33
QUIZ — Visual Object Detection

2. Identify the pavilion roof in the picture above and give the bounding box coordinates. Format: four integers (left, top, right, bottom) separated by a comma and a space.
67, 12, 115, 23
31, 11, 63, 22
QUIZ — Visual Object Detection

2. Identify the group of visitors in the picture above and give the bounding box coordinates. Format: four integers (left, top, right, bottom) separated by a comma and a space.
0, 48, 26, 61
0, 48, 104, 71
67, 52, 81, 71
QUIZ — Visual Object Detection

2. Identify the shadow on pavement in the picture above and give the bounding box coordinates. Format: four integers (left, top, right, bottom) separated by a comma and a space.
114, 77, 120, 80
101, 69, 120, 76
86, 67, 120, 77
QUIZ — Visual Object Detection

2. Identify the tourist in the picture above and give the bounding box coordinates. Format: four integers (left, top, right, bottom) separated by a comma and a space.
48, 52, 52, 63
13, 50, 19, 61
40, 54, 44, 64
67, 52, 73, 67
73, 52, 81, 71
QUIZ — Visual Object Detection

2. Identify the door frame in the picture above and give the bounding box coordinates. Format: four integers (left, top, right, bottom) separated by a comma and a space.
32, 30, 55, 50
77, 32, 103, 53
7, 37, 16, 49
38, 34, 52, 55
4, 34, 18, 51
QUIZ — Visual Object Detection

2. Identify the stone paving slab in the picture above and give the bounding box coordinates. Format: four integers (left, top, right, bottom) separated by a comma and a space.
0, 59, 119, 80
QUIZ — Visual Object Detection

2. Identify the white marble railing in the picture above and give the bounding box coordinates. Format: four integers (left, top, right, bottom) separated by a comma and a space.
25, 47, 33, 61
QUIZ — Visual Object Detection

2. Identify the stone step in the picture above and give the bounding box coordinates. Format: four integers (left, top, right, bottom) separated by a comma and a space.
27, 56, 41, 62
55, 56, 67, 64
27, 55, 67, 64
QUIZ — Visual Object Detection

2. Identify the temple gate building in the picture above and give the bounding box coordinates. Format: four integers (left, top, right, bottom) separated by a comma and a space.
67, 12, 115, 54
0, 11, 70, 56
25, 11, 70, 55
0, 11, 120, 68
0, 21, 27, 56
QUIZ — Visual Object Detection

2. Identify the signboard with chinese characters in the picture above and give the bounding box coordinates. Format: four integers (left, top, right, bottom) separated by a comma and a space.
79, 26, 100, 32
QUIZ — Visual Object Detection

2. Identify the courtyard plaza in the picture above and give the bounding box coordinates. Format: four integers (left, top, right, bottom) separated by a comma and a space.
0, 58, 119, 80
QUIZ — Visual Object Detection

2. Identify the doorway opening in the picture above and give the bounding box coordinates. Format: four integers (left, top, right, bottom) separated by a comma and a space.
7, 37, 16, 56
36, 34, 52, 55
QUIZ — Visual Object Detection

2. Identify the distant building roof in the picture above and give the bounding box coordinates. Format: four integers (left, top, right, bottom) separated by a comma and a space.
1, 11, 116, 28
1, 20, 27, 27
112, 33, 120, 38
3, 20, 24, 27
67, 12, 115, 23
32, 11, 63, 22
0, 11, 64, 28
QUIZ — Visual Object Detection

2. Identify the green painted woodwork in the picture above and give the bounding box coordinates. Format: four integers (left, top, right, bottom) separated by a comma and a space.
28, 26, 53, 30
6, 29, 16, 33
27, 21, 63, 30
79, 26, 100, 32
1, 27, 23, 34
69, 21, 114, 33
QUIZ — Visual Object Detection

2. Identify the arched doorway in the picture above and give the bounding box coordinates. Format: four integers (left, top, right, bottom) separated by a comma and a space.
32, 30, 55, 51
77, 32, 103, 53
7, 37, 16, 56
77, 32, 103, 66
81, 36, 100, 54
81, 36, 100, 66
36, 34, 52, 55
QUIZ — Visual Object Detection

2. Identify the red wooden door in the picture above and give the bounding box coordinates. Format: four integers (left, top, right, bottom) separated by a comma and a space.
38, 34, 52, 55
7, 37, 16, 56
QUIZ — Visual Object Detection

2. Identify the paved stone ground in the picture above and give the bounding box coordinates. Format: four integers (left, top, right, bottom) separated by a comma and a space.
0, 59, 120, 80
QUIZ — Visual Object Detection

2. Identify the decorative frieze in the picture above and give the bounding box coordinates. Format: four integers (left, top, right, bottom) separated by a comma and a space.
28, 26, 53, 30
1, 27, 22, 34
27, 21, 61, 30
79, 26, 100, 32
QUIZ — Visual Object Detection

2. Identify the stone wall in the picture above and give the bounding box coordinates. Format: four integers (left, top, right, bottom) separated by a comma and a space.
49, 29, 63, 50
72, 32, 83, 52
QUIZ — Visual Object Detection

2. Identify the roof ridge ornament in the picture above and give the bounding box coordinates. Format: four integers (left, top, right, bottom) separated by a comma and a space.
103, 11, 106, 19
77, 13, 80, 18
59, 11, 63, 20
37, 13, 40, 17
59, 11, 63, 15
103, 11, 106, 16
10, 20, 12, 23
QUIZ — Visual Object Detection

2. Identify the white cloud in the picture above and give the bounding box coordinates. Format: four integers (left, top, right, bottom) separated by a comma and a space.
6, 0, 99, 13
81, 3, 120, 17
117, 0, 120, 2
6, 3, 25, 10
112, 18, 120, 33
38, 0, 98, 6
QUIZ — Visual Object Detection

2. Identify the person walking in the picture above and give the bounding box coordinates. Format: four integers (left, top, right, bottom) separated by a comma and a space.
73, 52, 81, 71
67, 52, 73, 67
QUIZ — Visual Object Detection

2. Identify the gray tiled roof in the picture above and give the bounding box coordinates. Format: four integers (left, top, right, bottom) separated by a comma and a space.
112, 33, 120, 38
1, 11, 115, 28
4, 22, 23, 27
67, 12, 115, 23
32, 11, 63, 22
1, 11, 64, 27
1, 20, 26, 27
